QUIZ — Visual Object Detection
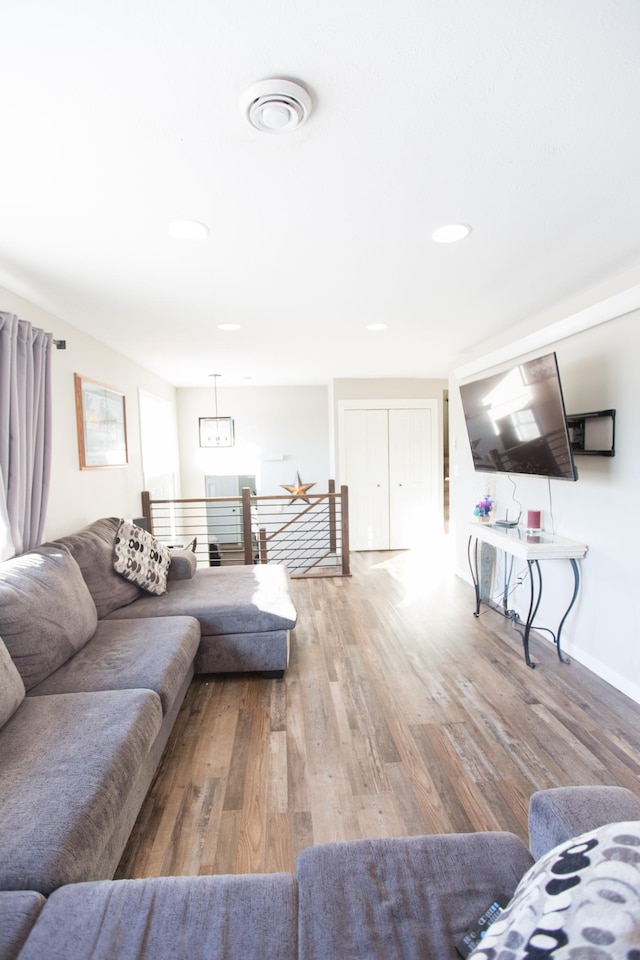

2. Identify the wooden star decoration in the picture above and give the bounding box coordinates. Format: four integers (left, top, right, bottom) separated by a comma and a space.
281, 472, 316, 504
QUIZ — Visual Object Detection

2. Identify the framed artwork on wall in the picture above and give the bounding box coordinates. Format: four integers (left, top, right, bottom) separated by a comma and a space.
74, 373, 129, 468
199, 416, 235, 448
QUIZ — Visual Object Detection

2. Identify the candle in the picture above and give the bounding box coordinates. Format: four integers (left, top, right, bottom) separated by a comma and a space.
527, 510, 541, 531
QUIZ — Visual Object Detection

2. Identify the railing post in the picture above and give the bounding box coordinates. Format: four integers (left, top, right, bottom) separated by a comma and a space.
259, 527, 268, 564
340, 485, 350, 576
242, 487, 254, 565
328, 478, 336, 554
141, 491, 153, 533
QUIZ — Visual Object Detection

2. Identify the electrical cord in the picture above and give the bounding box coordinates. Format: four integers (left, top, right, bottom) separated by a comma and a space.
507, 475, 523, 524
475, 554, 529, 618
547, 478, 555, 534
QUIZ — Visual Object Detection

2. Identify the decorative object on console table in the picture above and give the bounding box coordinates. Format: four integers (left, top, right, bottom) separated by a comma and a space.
526, 510, 541, 532
473, 495, 493, 522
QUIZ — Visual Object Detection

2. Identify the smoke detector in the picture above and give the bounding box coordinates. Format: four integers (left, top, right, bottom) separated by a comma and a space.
241, 79, 312, 133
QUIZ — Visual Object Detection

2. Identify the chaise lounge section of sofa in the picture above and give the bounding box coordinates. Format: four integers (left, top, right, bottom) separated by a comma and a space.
56, 518, 297, 677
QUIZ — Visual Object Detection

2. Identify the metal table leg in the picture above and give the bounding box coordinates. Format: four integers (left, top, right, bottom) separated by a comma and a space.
468, 535, 481, 617
519, 559, 542, 668
555, 558, 579, 664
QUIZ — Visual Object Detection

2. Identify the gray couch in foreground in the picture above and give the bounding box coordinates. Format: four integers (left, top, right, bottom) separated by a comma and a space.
1, 785, 639, 960
0, 518, 297, 896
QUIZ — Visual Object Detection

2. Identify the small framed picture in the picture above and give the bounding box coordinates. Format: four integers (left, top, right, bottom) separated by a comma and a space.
75, 374, 128, 469
199, 416, 235, 447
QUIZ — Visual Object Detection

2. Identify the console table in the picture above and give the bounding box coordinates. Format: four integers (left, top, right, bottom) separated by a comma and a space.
467, 523, 588, 668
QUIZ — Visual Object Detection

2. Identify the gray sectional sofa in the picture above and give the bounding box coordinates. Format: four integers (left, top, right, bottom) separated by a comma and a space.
0, 518, 297, 896
2, 518, 640, 958
1, 785, 639, 960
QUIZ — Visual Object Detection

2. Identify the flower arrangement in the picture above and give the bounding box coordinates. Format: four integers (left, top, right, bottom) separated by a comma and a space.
473, 495, 494, 519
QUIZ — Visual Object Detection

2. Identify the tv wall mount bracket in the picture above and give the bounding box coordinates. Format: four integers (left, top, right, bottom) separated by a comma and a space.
566, 408, 616, 457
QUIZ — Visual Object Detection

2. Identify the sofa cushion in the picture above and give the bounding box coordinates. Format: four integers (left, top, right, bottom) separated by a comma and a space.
0, 688, 163, 894
0, 637, 24, 727
54, 517, 142, 618
0, 545, 98, 690
469, 820, 640, 959
105, 564, 297, 636
0, 891, 46, 960
113, 520, 171, 596
167, 548, 198, 581
297, 832, 534, 960
28, 616, 200, 715
17, 874, 298, 960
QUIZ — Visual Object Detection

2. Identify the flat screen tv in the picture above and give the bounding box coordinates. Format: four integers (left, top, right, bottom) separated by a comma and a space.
459, 352, 577, 480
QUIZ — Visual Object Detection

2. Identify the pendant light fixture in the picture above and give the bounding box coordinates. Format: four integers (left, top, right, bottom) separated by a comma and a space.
199, 374, 235, 447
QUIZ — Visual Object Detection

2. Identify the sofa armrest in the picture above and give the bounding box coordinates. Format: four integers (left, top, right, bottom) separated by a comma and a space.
529, 785, 640, 860
167, 549, 198, 581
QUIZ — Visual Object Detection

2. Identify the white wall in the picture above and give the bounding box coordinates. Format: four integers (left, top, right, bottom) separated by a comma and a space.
0, 285, 177, 541
176, 385, 330, 498
450, 307, 640, 703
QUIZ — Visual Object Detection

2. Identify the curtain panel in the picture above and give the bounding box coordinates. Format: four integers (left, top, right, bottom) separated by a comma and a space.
0, 312, 53, 556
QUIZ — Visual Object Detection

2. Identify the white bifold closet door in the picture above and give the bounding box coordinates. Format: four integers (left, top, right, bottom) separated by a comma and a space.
343, 405, 436, 550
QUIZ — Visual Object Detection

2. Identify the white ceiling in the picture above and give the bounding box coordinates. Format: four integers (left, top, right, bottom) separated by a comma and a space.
1, 0, 639, 386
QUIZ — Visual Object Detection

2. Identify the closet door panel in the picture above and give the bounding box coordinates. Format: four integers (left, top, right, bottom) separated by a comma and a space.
388, 408, 433, 549
344, 409, 390, 550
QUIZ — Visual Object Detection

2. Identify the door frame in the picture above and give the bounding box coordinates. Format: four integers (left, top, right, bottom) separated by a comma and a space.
337, 398, 443, 529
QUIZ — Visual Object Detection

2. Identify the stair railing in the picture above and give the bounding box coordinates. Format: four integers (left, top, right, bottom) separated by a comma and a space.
141, 481, 350, 577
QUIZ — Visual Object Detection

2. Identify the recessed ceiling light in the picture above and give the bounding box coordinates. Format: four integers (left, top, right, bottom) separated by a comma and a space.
217, 323, 241, 331
432, 223, 472, 243
168, 220, 210, 240
366, 323, 388, 332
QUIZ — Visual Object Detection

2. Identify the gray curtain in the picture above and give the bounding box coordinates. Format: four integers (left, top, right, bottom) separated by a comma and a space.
0, 312, 53, 556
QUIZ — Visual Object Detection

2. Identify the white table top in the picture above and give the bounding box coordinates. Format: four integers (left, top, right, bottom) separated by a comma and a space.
469, 522, 588, 560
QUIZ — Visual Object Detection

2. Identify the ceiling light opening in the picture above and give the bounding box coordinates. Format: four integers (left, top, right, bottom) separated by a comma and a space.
432, 223, 472, 244
169, 220, 210, 240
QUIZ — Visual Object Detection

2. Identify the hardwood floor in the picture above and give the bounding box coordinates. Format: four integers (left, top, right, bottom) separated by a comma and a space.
116, 544, 640, 879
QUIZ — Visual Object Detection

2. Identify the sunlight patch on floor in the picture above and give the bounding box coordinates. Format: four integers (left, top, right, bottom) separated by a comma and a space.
370, 533, 456, 608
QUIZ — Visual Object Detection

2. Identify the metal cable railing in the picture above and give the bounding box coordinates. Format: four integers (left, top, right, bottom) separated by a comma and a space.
141, 481, 350, 577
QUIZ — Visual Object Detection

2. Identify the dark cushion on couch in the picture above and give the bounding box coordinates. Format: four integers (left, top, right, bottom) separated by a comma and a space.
0, 545, 98, 690
167, 548, 198, 581
54, 518, 142, 618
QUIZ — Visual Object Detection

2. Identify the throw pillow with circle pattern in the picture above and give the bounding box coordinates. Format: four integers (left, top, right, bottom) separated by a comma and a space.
469, 820, 640, 959
113, 519, 171, 596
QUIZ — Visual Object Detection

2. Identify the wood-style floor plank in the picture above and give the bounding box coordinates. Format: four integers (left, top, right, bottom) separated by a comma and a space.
116, 546, 640, 879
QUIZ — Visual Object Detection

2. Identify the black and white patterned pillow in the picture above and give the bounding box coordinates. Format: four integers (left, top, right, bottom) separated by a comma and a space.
469, 820, 640, 959
113, 520, 171, 596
